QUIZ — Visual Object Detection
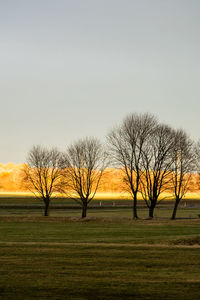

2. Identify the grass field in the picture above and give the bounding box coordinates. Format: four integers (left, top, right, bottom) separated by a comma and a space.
0, 194, 200, 220
1, 191, 200, 202
0, 196, 200, 299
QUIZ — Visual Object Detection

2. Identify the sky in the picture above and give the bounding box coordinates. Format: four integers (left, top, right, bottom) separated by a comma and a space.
0, 0, 200, 163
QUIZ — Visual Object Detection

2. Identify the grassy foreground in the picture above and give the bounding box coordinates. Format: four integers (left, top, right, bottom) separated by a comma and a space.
0, 215, 200, 299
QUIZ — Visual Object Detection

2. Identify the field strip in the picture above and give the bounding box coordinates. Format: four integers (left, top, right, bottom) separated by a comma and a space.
0, 241, 200, 248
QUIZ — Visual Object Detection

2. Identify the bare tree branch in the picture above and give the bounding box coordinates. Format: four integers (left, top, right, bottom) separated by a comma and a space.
140, 124, 175, 218
107, 112, 157, 219
61, 137, 107, 218
171, 130, 196, 219
22, 145, 63, 216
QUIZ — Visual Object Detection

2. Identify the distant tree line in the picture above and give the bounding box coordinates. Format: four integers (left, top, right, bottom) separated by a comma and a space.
22, 112, 200, 219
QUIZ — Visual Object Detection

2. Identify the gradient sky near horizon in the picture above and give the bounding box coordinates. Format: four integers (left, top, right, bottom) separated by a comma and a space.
0, 0, 200, 163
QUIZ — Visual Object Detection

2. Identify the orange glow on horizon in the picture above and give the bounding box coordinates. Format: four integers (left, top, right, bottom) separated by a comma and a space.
0, 163, 199, 194
0, 163, 24, 192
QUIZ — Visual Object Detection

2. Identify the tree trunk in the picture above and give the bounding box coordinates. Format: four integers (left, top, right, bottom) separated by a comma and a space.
82, 203, 87, 218
171, 198, 180, 220
133, 193, 138, 219
44, 199, 50, 216
149, 204, 155, 219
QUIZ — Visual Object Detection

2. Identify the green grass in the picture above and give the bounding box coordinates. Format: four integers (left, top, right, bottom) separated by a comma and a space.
1, 243, 200, 299
0, 197, 200, 299
0, 194, 200, 206
0, 216, 200, 244
1, 206, 200, 221
0, 215, 200, 299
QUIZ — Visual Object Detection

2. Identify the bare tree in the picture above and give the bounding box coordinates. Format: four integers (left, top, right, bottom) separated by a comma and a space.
61, 137, 107, 218
140, 124, 174, 218
22, 145, 64, 216
107, 113, 157, 219
170, 130, 195, 219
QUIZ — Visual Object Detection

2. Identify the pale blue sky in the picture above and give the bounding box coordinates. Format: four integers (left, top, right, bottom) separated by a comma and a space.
0, 0, 200, 163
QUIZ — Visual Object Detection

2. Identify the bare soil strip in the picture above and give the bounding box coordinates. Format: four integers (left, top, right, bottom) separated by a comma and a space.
0, 241, 200, 248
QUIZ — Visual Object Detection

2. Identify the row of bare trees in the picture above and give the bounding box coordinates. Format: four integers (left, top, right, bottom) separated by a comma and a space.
108, 113, 197, 219
23, 113, 200, 219
23, 138, 107, 217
